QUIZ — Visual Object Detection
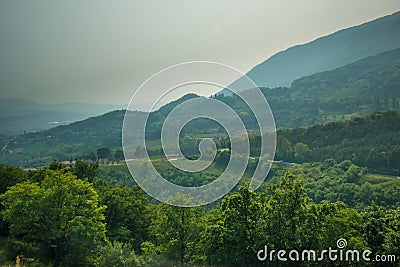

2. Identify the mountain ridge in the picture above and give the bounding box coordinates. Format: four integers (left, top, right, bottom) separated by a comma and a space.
229, 10, 400, 90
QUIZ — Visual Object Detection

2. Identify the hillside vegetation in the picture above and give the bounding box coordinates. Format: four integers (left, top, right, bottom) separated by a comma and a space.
276, 111, 400, 175
220, 47, 400, 129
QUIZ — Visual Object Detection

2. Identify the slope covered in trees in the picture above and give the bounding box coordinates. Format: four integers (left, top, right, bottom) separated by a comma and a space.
219, 47, 400, 129
276, 111, 400, 175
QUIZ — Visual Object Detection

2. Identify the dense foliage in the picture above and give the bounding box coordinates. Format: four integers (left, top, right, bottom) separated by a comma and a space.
275, 111, 400, 175
0, 161, 399, 266
217, 47, 400, 129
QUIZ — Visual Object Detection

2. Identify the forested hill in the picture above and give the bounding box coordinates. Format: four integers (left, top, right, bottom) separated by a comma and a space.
259, 47, 400, 128
230, 10, 400, 89
276, 111, 400, 175
290, 47, 400, 98
214, 47, 400, 129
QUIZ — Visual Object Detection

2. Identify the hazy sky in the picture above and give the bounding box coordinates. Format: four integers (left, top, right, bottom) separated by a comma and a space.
1, 1, 400, 106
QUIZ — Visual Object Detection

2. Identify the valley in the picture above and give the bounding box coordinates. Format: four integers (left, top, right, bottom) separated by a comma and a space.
0, 9, 399, 266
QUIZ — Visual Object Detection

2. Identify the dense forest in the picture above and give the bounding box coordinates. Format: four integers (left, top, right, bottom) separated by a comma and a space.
212, 111, 400, 176
275, 111, 400, 175
0, 160, 399, 266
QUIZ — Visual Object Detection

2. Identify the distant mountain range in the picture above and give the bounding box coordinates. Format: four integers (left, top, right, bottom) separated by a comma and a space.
0, 99, 125, 136
228, 11, 400, 91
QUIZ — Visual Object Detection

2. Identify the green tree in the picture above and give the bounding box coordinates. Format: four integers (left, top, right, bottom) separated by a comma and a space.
363, 205, 400, 256
114, 150, 125, 163
97, 147, 111, 160
0, 164, 28, 235
71, 160, 99, 182
94, 241, 141, 267
0, 171, 106, 265
0, 164, 27, 195
203, 184, 263, 266
382, 207, 400, 256
94, 180, 150, 251
264, 172, 310, 249
293, 142, 312, 162
275, 135, 293, 161
148, 195, 205, 266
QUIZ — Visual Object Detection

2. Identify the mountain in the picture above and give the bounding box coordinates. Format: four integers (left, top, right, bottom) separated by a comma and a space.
229, 11, 400, 90
261, 47, 400, 128
214, 48, 400, 129
2, 46, 400, 167
0, 99, 125, 136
